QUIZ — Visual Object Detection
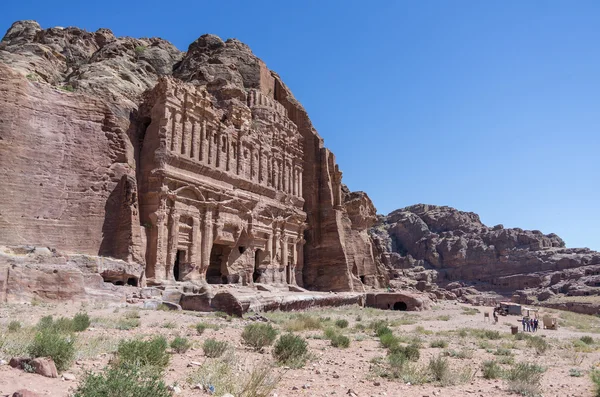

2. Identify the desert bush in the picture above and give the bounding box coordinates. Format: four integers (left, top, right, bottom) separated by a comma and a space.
28, 329, 76, 372
442, 348, 474, 359
437, 315, 451, 321
462, 307, 480, 315
506, 362, 545, 396
591, 369, 600, 396
580, 335, 594, 345
116, 337, 169, 372
242, 323, 277, 351
330, 334, 350, 348
203, 338, 228, 358
457, 328, 469, 337
162, 321, 176, 329
430, 339, 448, 348
494, 347, 513, 356
389, 343, 420, 361
569, 368, 583, 377
7, 321, 21, 332
123, 310, 141, 319
187, 358, 282, 397
526, 335, 549, 354
170, 336, 191, 354
196, 322, 207, 335
335, 319, 349, 328
379, 333, 399, 349
482, 330, 502, 340
283, 314, 321, 332
273, 333, 308, 368
375, 325, 393, 337
72, 364, 171, 397
115, 318, 140, 330
72, 312, 91, 332
482, 360, 503, 379
428, 354, 450, 382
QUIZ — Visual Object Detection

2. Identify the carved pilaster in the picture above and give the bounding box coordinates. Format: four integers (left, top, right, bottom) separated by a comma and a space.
166, 209, 180, 281
200, 208, 214, 277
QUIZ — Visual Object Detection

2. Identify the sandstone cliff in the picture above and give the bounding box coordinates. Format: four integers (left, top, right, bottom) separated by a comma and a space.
373, 204, 600, 303
0, 20, 385, 301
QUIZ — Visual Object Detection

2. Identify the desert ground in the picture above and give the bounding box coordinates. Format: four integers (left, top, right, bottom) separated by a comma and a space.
1, 299, 599, 397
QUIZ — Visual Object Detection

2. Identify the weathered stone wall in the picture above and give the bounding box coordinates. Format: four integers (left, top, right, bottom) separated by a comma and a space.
0, 63, 141, 262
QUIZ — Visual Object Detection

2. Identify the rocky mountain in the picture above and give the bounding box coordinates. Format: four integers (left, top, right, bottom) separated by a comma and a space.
372, 204, 600, 310
0, 20, 387, 305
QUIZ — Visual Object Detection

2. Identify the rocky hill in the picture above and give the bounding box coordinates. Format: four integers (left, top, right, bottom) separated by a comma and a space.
371, 204, 600, 311
0, 20, 387, 304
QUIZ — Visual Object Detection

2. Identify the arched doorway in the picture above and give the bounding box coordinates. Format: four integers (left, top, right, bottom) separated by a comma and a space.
393, 301, 407, 311
173, 250, 184, 281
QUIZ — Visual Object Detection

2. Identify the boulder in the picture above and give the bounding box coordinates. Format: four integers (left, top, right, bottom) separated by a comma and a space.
30, 357, 58, 378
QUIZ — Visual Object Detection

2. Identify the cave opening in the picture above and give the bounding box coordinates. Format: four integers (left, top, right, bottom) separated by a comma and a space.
393, 301, 408, 311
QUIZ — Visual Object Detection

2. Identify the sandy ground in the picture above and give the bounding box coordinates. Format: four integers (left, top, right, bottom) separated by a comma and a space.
1, 299, 599, 397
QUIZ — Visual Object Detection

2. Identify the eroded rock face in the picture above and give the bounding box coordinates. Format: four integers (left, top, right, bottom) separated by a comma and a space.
374, 204, 600, 301
0, 20, 386, 296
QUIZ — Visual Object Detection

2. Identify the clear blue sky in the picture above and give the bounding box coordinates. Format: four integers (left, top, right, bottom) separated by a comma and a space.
2, 1, 599, 250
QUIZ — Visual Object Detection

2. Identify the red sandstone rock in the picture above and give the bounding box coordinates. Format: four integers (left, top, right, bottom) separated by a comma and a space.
30, 357, 58, 378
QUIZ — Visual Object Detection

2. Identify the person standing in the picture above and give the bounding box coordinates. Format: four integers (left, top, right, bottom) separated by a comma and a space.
522, 317, 526, 331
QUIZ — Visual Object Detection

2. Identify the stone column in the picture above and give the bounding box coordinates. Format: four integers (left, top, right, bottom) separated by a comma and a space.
200, 208, 214, 278
191, 118, 200, 160
166, 209, 180, 281
188, 216, 201, 280
281, 235, 289, 283
200, 120, 207, 162
182, 116, 191, 156
171, 112, 182, 153
298, 170, 303, 197
296, 237, 306, 287
154, 210, 169, 281
208, 127, 214, 165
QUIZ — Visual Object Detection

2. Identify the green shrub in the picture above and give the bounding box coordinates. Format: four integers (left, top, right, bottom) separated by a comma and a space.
379, 333, 399, 349
375, 325, 393, 337
28, 329, 76, 372
591, 369, 600, 396
330, 334, 350, 348
389, 344, 420, 362
526, 335, 549, 354
482, 360, 503, 379
437, 315, 451, 321
273, 333, 308, 368
430, 339, 448, 348
8, 321, 21, 332
60, 85, 75, 92
482, 330, 502, 340
494, 348, 513, 356
506, 362, 545, 396
283, 314, 321, 332
170, 337, 191, 354
116, 337, 169, 372
241, 323, 277, 351
162, 321, 176, 329
195, 322, 207, 335
569, 368, 583, 377
134, 45, 147, 53
37, 315, 54, 330
72, 313, 91, 332
335, 319, 349, 329
428, 354, 450, 383
72, 364, 171, 397
323, 327, 337, 340
203, 338, 228, 358
116, 318, 140, 330
580, 335, 594, 345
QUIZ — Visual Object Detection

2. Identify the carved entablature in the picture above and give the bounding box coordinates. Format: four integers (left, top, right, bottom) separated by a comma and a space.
152, 78, 304, 200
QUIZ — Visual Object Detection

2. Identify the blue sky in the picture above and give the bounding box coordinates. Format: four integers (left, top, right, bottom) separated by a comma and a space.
2, 1, 599, 250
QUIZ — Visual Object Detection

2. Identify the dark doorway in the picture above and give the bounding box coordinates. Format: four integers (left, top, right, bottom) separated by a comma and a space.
207, 244, 228, 284
127, 278, 138, 286
253, 249, 262, 283
174, 250, 184, 281
360, 275, 366, 284
393, 301, 408, 311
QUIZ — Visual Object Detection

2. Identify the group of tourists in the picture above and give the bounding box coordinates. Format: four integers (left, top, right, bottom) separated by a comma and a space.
522, 316, 539, 332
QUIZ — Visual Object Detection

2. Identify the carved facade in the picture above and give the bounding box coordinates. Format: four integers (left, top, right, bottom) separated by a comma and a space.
139, 78, 307, 285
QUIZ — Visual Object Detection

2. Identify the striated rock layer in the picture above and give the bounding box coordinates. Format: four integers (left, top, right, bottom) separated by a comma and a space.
0, 20, 386, 300
373, 204, 600, 304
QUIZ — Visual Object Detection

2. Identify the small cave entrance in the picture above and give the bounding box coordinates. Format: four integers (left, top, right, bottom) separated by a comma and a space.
253, 249, 262, 283
207, 244, 228, 284
127, 277, 138, 286
393, 301, 408, 311
360, 275, 366, 284
173, 250, 185, 281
